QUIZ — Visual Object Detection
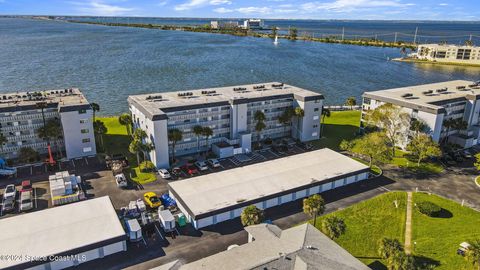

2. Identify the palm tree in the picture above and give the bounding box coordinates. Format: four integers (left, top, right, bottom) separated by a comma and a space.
303, 194, 325, 227
93, 120, 108, 148
321, 107, 331, 137
465, 239, 480, 270
193, 125, 204, 155
168, 129, 183, 164
253, 111, 266, 142
128, 139, 142, 165
278, 107, 295, 137
321, 216, 346, 240
378, 238, 404, 270
294, 107, 305, 140
45, 119, 63, 158
240, 205, 264, 226
118, 113, 133, 135
443, 118, 455, 144
141, 142, 155, 161
201, 126, 213, 154
345, 96, 357, 110
133, 128, 147, 142
454, 119, 468, 133
18, 147, 39, 163
91, 103, 100, 122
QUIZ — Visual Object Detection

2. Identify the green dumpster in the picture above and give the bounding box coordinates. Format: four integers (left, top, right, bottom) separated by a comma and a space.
177, 213, 187, 227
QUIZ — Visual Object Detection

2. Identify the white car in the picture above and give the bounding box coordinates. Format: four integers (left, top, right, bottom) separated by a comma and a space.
195, 161, 209, 171
19, 191, 33, 212
207, 158, 221, 168
158, 168, 171, 179
3, 184, 16, 200
115, 173, 128, 188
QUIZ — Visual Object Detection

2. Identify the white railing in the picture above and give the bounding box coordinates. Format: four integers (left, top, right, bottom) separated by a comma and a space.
0, 112, 58, 122
1, 123, 44, 132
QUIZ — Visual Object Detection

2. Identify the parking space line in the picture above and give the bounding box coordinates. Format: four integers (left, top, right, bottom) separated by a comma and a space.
268, 149, 280, 158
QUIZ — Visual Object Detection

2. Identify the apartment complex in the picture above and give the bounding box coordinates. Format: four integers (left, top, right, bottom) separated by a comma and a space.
413, 44, 480, 65
362, 80, 480, 148
242, 19, 264, 30
0, 88, 96, 160
128, 83, 323, 168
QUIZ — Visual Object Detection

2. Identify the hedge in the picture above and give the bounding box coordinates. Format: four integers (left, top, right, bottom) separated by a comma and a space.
416, 201, 442, 217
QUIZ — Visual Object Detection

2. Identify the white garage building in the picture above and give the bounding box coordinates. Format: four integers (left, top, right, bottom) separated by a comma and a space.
168, 148, 370, 229
0, 196, 127, 270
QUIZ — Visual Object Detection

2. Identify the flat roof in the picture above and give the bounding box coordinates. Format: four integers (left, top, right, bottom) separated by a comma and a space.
168, 149, 369, 219
363, 80, 478, 114
0, 196, 126, 268
0, 88, 91, 113
419, 44, 480, 49
128, 82, 323, 120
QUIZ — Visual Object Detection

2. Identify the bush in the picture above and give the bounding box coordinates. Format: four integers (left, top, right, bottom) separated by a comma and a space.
416, 201, 442, 217
139, 161, 155, 172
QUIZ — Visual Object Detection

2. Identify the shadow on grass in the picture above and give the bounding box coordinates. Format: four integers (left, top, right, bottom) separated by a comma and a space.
435, 208, 454, 218
314, 124, 360, 150
414, 255, 441, 269
368, 260, 387, 270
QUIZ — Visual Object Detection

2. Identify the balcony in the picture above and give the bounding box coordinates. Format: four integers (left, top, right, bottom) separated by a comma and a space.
0, 111, 58, 123
1, 123, 44, 132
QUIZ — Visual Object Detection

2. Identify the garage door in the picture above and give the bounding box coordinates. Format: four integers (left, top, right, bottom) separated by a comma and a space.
196, 216, 214, 228
322, 182, 332, 191
216, 212, 231, 223
233, 207, 244, 218
280, 193, 293, 204
357, 172, 368, 181
295, 189, 307, 200
103, 241, 125, 256
309, 186, 320, 195
346, 176, 356, 184
266, 198, 278, 208
334, 179, 344, 188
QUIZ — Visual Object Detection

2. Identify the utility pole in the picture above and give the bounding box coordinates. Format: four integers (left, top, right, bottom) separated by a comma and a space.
394, 32, 398, 43
413, 27, 418, 45
342, 27, 345, 41
375, 34, 378, 43
470, 34, 473, 41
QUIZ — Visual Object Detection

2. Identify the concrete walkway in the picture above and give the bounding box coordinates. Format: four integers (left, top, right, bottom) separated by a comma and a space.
405, 192, 413, 254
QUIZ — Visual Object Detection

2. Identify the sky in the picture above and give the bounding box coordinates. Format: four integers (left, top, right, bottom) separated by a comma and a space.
0, 0, 479, 20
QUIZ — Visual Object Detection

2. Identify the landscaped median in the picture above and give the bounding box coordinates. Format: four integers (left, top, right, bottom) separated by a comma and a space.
475, 176, 480, 188
309, 191, 480, 269
98, 117, 157, 185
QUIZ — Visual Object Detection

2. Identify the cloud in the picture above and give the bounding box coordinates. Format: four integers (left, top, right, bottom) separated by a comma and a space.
71, 1, 135, 16
236, 6, 271, 14
301, 0, 414, 12
158, 1, 168, 6
175, 0, 231, 11
439, 3, 448, 6
213, 7, 233, 13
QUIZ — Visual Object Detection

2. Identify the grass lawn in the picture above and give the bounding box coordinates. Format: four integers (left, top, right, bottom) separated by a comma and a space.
98, 117, 157, 184
312, 110, 361, 150
412, 193, 480, 269
309, 192, 480, 269
392, 150, 444, 174
312, 192, 407, 268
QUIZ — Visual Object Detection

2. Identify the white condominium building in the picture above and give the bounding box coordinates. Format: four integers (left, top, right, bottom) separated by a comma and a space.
413, 44, 480, 65
0, 88, 97, 160
128, 83, 324, 168
362, 80, 480, 149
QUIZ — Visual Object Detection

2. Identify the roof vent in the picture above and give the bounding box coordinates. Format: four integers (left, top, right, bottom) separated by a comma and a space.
436, 88, 448, 93
146, 95, 163, 100
201, 90, 217, 95
272, 83, 284, 88
253, 85, 265, 90
233, 87, 247, 92
456, 86, 466, 90
401, 93, 413, 98
422, 90, 433, 95
178, 92, 194, 97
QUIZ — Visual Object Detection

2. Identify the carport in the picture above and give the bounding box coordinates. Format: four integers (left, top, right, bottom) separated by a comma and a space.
168, 148, 370, 229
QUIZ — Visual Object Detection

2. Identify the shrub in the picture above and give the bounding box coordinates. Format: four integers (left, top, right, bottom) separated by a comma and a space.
139, 161, 155, 172
416, 201, 442, 217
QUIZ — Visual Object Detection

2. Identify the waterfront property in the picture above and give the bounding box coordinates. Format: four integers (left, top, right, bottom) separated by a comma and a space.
128, 82, 323, 169
362, 80, 480, 148
411, 44, 480, 65
0, 88, 97, 160
163, 223, 368, 270
241, 19, 264, 30
0, 196, 127, 270
168, 149, 370, 229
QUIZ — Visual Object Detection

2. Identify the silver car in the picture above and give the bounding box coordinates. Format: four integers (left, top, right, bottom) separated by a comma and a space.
194, 161, 209, 171
207, 158, 221, 168
3, 184, 16, 200
20, 191, 33, 212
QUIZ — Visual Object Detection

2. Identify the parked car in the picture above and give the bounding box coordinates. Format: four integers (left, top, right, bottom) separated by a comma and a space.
143, 192, 162, 208
194, 161, 209, 171
2, 197, 15, 213
207, 158, 221, 168
158, 168, 171, 179
19, 191, 33, 211
298, 142, 313, 150
171, 167, 182, 178
3, 184, 16, 200
20, 180, 32, 192
115, 173, 128, 188
462, 150, 473, 159
181, 165, 198, 176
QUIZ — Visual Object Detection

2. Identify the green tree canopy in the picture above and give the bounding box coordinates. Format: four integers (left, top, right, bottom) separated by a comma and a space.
118, 113, 132, 135
465, 239, 480, 269
91, 103, 100, 122
168, 128, 183, 163
18, 147, 39, 163
241, 205, 264, 226
345, 96, 357, 109
351, 132, 392, 167
321, 216, 346, 240
303, 194, 325, 227
406, 133, 442, 166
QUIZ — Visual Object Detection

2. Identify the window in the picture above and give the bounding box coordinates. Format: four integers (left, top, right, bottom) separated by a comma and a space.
363, 97, 371, 105
313, 125, 318, 128
314, 108, 319, 112
82, 138, 90, 143
313, 116, 319, 120
80, 119, 88, 124
79, 109, 87, 114
81, 129, 89, 134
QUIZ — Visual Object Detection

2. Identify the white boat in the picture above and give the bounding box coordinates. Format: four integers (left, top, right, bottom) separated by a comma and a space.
273, 35, 279, 45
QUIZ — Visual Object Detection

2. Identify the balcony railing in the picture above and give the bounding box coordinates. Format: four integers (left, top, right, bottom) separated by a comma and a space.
0, 111, 58, 123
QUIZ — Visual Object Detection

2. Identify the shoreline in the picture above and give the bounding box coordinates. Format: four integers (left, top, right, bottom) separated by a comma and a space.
392, 57, 480, 68
66, 20, 417, 50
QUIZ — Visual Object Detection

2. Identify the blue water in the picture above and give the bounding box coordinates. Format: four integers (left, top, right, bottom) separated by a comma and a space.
1, 18, 479, 116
